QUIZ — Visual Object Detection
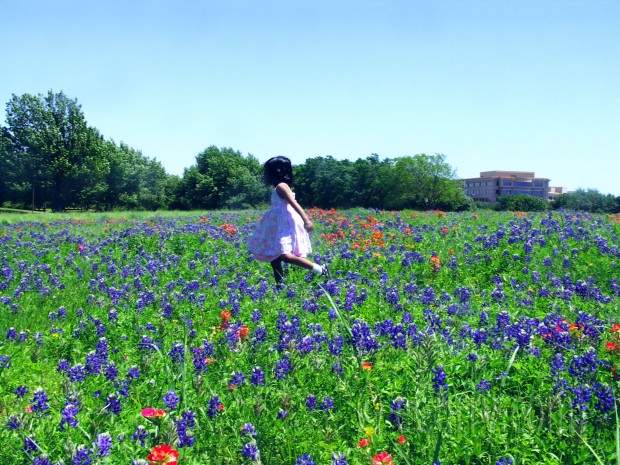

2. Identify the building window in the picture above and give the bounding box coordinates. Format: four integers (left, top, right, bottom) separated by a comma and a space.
502, 181, 512, 187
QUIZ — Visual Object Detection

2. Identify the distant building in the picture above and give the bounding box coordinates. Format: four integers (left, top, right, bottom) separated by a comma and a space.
462, 170, 551, 203
548, 186, 569, 202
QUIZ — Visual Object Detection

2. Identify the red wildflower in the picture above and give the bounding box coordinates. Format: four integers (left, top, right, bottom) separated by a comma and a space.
371, 451, 394, 465
397, 435, 407, 444
606, 341, 620, 353
611, 324, 620, 333
146, 444, 179, 465
361, 362, 373, 371
441, 227, 448, 235
141, 408, 166, 418
220, 310, 231, 323
357, 438, 371, 448
237, 325, 249, 341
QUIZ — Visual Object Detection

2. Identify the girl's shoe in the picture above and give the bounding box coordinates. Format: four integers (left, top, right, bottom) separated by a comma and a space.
321, 264, 331, 279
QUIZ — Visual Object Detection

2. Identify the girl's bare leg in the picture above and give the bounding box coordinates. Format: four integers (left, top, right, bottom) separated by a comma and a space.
280, 253, 315, 270
270, 258, 284, 283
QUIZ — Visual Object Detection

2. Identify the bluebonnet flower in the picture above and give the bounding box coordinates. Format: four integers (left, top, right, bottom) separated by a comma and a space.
168, 341, 185, 363
466, 353, 478, 362
92, 432, 112, 457
229, 371, 246, 388
321, 397, 335, 411
274, 355, 294, 380
105, 363, 118, 381
276, 409, 288, 420
207, 395, 224, 418
5, 415, 20, 430
21, 434, 39, 454
306, 394, 318, 411
177, 410, 196, 448
14, 385, 28, 398
33, 456, 52, 465
250, 366, 264, 387
104, 394, 122, 415
85, 352, 103, 375
162, 390, 180, 410
331, 452, 348, 465
351, 319, 379, 354
73, 444, 92, 465
6, 327, 16, 340
242, 442, 260, 461
496, 457, 513, 465
131, 425, 148, 447
0, 354, 12, 369
593, 382, 615, 414
59, 403, 79, 431
241, 422, 257, 437
296, 454, 316, 465
568, 347, 602, 383
68, 364, 86, 383
30, 387, 50, 413
332, 363, 343, 376
476, 379, 491, 392
127, 366, 140, 379
432, 365, 448, 394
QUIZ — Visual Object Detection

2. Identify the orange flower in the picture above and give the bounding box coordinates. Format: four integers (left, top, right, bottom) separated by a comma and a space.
357, 438, 371, 448
610, 324, 620, 333
220, 310, 231, 323
569, 324, 583, 338
147, 444, 179, 465
237, 325, 249, 341
371, 451, 394, 465
429, 254, 441, 273
361, 362, 373, 371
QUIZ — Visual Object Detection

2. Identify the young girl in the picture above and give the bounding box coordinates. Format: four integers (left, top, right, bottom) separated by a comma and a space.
248, 156, 329, 283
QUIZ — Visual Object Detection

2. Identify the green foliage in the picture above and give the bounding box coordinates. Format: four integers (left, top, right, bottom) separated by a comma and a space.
496, 194, 550, 212
552, 189, 618, 213
177, 146, 267, 209
5, 91, 618, 214
0, 91, 177, 212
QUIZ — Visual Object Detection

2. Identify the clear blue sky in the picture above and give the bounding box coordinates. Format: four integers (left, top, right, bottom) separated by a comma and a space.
1, 0, 619, 195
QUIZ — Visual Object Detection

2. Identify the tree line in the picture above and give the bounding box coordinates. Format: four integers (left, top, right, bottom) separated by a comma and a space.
1, 91, 619, 214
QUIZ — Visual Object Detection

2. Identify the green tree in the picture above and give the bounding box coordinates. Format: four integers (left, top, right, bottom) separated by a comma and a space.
552, 188, 617, 213
2, 91, 107, 210
496, 194, 549, 212
386, 154, 469, 210
180, 146, 266, 209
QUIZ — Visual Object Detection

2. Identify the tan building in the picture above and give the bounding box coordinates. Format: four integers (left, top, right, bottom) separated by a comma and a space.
548, 186, 569, 202
462, 171, 550, 203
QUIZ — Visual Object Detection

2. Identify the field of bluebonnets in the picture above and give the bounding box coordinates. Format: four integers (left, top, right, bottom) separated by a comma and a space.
1, 208, 620, 465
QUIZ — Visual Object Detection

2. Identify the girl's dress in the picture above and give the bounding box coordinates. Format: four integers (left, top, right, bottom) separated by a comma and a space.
248, 188, 312, 262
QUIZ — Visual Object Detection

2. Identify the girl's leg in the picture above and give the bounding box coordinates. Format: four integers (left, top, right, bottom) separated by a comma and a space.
270, 258, 284, 283
280, 253, 315, 270
281, 253, 330, 277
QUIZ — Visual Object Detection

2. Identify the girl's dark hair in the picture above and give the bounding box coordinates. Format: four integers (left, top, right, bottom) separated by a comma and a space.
263, 156, 293, 187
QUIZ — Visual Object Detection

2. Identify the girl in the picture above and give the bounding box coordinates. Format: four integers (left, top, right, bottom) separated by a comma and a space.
248, 156, 329, 283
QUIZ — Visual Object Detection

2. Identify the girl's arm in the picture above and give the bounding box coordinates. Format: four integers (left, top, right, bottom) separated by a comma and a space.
275, 182, 314, 232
